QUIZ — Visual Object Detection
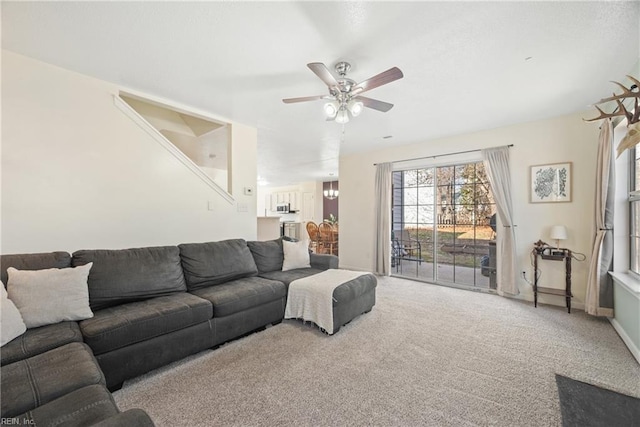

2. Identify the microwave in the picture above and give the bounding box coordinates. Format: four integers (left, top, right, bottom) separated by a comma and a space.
276, 203, 290, 213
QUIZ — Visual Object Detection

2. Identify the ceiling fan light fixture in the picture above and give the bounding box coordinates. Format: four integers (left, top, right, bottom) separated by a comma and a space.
335, 107, 350, 124
283, 61, 404, 124
324, 101, 339, 117
347, 99, 364, 117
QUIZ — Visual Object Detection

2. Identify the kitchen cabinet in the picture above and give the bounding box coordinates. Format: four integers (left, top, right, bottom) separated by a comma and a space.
289, 192, 299, 211
268, 191, 300, 211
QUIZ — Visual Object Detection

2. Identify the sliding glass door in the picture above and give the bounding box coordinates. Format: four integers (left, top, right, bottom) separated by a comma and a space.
391, 162, 497, 289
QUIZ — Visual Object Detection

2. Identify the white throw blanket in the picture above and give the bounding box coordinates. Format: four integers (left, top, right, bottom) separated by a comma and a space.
284, 269, 367, 334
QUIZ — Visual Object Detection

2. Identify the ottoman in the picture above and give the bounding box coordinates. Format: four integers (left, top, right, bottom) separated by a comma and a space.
284, 269, 377, 334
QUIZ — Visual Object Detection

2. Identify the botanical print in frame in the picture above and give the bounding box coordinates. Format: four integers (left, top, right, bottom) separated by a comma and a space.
530, 162, 572, 203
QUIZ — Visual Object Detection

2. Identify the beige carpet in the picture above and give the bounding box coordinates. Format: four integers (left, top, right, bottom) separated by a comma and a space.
113, 277, 640, 426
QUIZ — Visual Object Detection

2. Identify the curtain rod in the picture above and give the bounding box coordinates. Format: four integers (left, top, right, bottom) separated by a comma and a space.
373, 144, 514, 166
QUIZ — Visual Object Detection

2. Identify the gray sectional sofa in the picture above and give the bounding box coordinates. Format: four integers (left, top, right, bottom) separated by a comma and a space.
1, 237, 339, 426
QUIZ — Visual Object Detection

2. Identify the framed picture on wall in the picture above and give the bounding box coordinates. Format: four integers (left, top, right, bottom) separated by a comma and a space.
530, 162, 572, 203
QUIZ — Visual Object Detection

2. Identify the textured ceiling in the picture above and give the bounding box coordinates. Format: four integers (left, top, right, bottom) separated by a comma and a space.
2, 2, 639, 186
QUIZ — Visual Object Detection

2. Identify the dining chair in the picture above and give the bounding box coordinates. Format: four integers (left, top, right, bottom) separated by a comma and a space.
306, 221, 321, 253
318, 222, 338, 256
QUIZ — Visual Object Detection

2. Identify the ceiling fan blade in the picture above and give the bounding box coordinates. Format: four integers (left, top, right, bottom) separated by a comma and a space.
351, 67, 404, 96
356, 96, 394, 112
282, 95, 329, 104
307, 62, 339, 88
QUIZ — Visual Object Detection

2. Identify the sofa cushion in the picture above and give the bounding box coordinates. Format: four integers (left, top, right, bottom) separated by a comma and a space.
0, 284, 26, 347
14, 384, 120, 427
247, 238, 284, 273
309, 253, 339, 270
190, 276, 286, 317
7, 264, 94, 328
80, 293, 213, 355
0, 251, 71, 287
259, 268, 325, 287
0, 321, 83, 366
72, 246, 187, 311
1, 342, 105, 418
179, 239, 258, 290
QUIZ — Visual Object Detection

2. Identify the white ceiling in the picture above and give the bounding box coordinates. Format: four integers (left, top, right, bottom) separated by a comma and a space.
2, 1, 639, 187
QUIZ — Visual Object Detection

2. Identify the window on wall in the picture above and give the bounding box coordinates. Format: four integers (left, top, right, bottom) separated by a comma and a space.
631, 147, 640, 275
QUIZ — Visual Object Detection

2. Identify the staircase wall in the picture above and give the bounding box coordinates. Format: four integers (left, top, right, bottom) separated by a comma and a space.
1, 51, 257, 253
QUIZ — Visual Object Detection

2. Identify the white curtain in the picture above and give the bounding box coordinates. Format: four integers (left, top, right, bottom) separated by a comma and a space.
374, 163, 392, 275
585, 120, 615, 317
482, 147, 518, 295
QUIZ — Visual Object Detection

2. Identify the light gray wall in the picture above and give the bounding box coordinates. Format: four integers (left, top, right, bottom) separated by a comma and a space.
1, 51, 258, 253
339, 111, 600, 308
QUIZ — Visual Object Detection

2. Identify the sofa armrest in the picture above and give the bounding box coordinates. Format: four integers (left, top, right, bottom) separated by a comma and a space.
92, 409, 155, 427
310, 253, 338, 270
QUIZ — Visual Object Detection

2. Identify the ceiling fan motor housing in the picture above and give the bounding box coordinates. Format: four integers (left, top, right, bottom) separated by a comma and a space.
334, 61, 351, 76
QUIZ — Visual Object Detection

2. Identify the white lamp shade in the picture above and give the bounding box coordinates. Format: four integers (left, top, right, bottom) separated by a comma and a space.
347, 100, 364, 117
550, 225, 568, 241
324, 101, 338, 117
324, 181, 339, 199
335, 108, 349, 124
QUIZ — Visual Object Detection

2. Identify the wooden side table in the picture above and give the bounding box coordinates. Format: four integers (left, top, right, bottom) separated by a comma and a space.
533, 244, 572, 313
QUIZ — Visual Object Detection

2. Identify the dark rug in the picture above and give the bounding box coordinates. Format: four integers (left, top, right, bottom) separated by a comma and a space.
556, 374, 640, 427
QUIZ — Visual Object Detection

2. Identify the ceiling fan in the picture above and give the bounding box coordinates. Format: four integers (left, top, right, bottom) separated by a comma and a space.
282, 61, 404, 123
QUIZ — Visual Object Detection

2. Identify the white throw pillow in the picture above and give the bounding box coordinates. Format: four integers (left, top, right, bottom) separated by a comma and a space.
1, 283, 26, 346
282, 239, 311, 272
7, 263, 94, 328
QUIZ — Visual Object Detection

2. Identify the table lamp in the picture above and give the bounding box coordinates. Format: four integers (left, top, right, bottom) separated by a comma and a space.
549, 225, 568, 253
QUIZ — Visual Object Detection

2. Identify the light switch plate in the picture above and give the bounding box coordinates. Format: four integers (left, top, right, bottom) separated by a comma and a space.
237, 202, 248, 212
244, 187, 254, 195
207, 201, 215, 211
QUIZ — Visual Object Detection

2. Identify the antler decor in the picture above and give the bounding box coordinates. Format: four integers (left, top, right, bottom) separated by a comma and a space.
584, 75, 640, 157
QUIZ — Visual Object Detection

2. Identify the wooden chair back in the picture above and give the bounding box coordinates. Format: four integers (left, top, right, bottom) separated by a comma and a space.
318, 222, 335, 241
306, 222, 319, 241
318, 222, 338, 255
306, 221, 320, 252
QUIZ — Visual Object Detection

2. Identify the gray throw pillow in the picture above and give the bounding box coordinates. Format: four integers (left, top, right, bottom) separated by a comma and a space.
247, 238, 284, 273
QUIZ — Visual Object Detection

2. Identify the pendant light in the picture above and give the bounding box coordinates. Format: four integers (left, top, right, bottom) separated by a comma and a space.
324, 179, 339, 200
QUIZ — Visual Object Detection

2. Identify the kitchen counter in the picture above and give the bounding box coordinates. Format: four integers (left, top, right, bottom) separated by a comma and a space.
257, 217, 281, 241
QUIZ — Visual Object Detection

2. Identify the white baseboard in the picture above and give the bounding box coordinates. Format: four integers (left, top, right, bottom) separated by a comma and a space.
610, 318, 640, 365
